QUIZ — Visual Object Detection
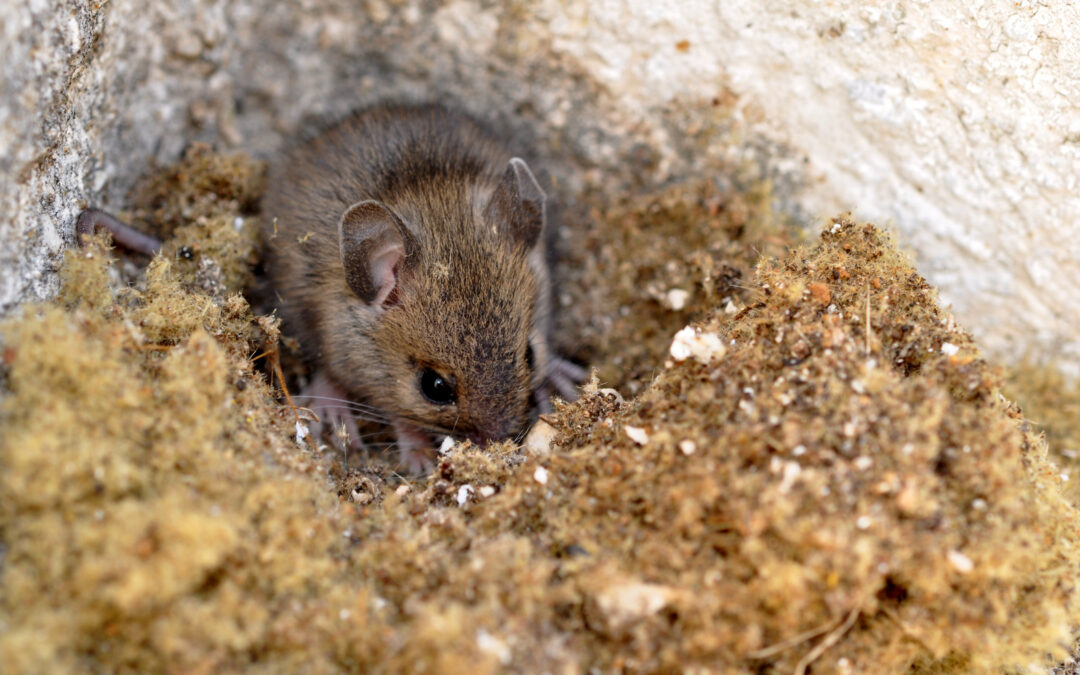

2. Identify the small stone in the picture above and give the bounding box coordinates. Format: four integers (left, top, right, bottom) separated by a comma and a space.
479, 486, 496, 498
523, 419, 557, 454
941, 342, 959, 356
666, 288, 690, 310
778, 461, 802, 494
948, 550, 974, 573
625, 425, 649, 445
678, 439, 696, 455
533, 466, 549, 485
670, 326, 726, 363
439, 436, 456, 454
475, 629, 511, 665
456, 484, 474, 507
593, 580, 679, 633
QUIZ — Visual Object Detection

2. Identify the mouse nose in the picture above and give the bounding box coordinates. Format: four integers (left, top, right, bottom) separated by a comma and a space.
467, 418, 514, 447
467, 431, 491, 447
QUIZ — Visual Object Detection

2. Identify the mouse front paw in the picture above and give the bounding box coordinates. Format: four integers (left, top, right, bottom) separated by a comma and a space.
535, 356, 588, 413
393, 420, 439, 475
296, 371, 365, 453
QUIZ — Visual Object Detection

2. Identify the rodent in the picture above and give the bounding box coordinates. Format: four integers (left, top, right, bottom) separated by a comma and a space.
261, 103, 584, 472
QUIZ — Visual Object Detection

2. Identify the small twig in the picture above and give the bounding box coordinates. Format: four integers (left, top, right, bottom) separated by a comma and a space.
879, 606, 932, 653
864, 282, 872, 357
262, 339, 298, 421
748, 620, 836, 659
794, 606, 861, 675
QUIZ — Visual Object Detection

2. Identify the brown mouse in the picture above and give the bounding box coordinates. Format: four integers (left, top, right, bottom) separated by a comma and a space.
261, 103, 585, 472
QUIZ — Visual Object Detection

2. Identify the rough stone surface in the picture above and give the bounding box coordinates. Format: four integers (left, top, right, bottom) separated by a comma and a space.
1, 0, 1078, 374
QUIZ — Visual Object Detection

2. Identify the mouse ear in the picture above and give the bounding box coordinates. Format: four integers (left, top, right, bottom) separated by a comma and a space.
484, 157, 546, 251
339, 200, 419, 308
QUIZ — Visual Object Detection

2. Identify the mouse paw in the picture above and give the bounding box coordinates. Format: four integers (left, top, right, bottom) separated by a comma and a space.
295, 371, 364, 453
394, 421, 438, 475
535, 357, 588, 413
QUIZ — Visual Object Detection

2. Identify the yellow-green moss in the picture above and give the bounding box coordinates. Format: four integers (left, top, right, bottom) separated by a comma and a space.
1004, 359, 1080, 505
1, 148, 1076, 673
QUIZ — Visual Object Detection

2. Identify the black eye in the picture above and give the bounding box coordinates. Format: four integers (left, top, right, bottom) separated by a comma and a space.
524, 344, 535, 372
419, 368, 456, 405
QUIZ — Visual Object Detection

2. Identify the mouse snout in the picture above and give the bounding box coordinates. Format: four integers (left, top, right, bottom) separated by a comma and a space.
467, 430, 492, 447
466, 416, 518, 447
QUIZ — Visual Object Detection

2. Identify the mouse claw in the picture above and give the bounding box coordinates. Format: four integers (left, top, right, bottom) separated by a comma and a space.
547, 357, 588, 401
296, 371, 365, 455
393, 420, 437, 475
534, 356, 588, 411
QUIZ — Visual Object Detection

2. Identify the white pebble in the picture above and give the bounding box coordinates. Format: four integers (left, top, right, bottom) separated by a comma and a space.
666, 288, 690, 310
295, 421, 309, 444
476, 629, 512, 665
533, 466, 549, 485
523, 419, 557, 454
778, 461, 802, 494
856, 515, 872, 530
395, 485, 411, 497
479, 486, 496, 498
948, 550, 974, 573
941, 342, 959, 356
456, 484, 474, 507
625, 425, 649, 445
669, 326, 727, 364
678, 439, 697, 455
439, 436, 455, 454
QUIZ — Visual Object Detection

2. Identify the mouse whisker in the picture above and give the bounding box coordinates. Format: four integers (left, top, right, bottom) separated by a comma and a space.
306, 402, 390, 417
298, 395, 389, 413
390, 414, 458, 439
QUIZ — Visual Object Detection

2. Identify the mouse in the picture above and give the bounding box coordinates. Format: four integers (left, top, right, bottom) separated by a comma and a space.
261, 103, 585, 473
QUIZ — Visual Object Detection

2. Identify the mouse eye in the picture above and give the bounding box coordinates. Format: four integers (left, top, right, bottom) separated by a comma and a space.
419, 368, 456, 405
524, 344, 535, 373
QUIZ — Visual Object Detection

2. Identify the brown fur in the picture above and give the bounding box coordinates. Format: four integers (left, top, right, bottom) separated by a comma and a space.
262, 104, 556, 443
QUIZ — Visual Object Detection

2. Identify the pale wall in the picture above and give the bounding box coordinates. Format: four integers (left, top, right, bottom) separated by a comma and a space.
2, 0, 1078, 373
539, 0, 1080, 372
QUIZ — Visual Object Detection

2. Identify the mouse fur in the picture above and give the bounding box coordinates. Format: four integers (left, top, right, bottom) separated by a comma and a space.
262, 103, 581, 470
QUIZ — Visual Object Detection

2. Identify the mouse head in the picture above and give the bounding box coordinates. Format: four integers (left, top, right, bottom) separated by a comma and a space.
336, 158, 546, 444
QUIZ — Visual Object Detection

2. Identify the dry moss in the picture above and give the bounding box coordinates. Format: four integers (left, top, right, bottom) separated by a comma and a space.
506, 220, 1080, 671
1004, 359, 1080, 505
1, 148, 1077, 673
556, 178, 795, 395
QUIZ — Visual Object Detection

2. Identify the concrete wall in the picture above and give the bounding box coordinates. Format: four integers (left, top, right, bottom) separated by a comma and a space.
2, 0, 1078, 373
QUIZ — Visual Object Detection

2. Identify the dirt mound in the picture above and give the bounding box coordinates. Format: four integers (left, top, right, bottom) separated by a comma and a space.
1, 150, 1076, 673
